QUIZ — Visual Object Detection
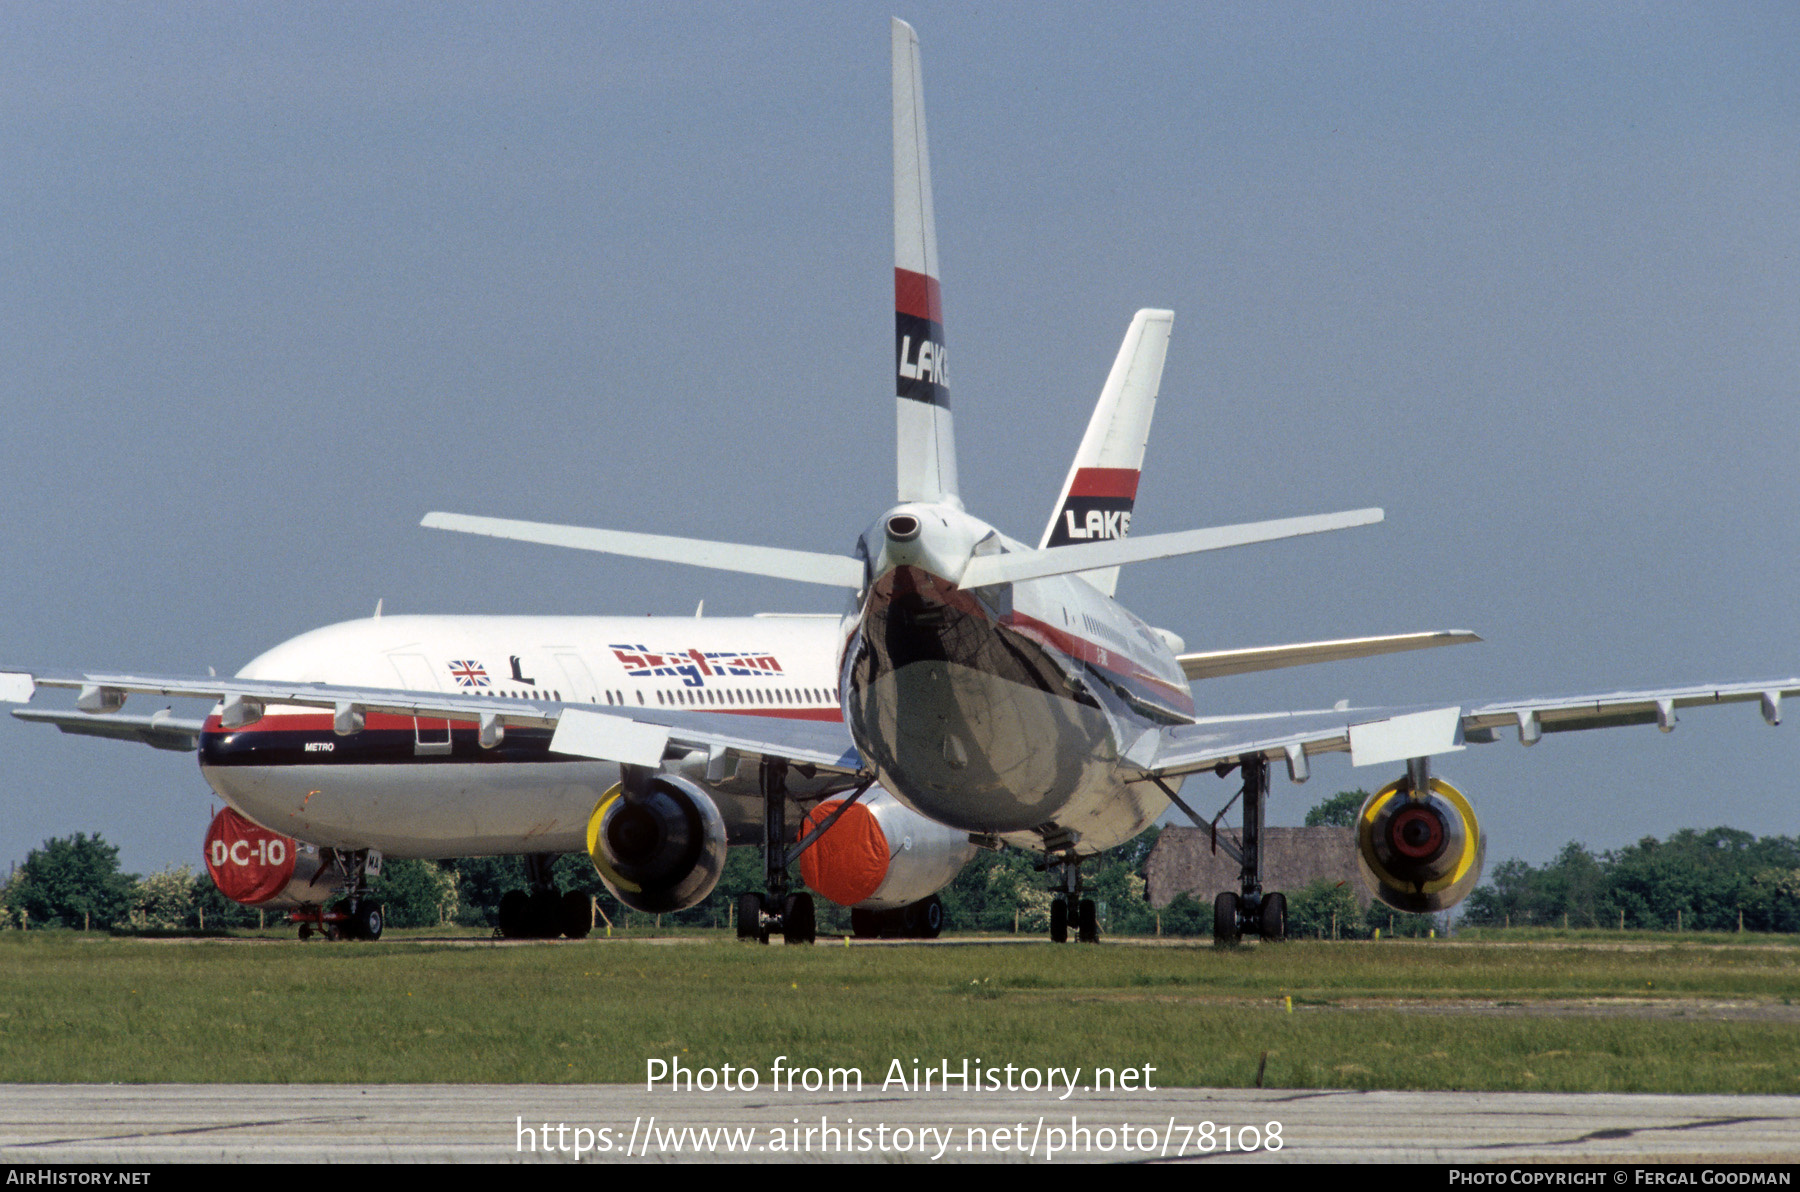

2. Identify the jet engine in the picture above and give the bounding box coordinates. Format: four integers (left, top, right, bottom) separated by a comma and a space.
797, 787, 976, 911
204, 805, 342, 908
585, 774, 728, 914
1354, 775, 1485, 913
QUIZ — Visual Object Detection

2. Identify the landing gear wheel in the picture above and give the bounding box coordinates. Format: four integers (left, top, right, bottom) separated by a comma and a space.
1213, 891, 1241, 946
1077, 898, 1098, 943
850, 908, 880, 939
909, 895, 944, 939
352, 902, 384, 942
1050, 897, 1069, 944
560, 890, 594, 939
782, 893, 816, 945
1258, 892, 1287, 942
737, 892, 768, 943
498, 889, 530, 939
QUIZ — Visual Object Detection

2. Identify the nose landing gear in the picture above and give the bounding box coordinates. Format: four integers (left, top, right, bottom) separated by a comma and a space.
290, 848, 384, 941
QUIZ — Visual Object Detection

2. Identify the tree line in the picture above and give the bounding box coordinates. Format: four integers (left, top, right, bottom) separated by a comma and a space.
4, 799, 1797, 935
1460, 827, 1800, 932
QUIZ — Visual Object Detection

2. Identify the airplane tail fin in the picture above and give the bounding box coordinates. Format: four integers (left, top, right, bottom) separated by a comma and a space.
1038, 309, 1173, 595
893, 18, 959, 508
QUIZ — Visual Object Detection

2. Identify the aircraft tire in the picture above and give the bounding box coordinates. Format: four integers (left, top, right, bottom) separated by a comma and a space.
850, 908, 880, 939
1050, 897, 1069, 944
1077, 898, 1098, 943
1213, 892, 1241, 946
782, 893, 816, 945
354, 902, 384, 942
1258, 892, 1287, 942
737, 892, 768, 943
498, 890, 530, 939
917, 895, 943, 939
561, 890, 594, 939
898, 895, 943, 939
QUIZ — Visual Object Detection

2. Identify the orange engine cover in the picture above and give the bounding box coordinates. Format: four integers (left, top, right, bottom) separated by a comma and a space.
798, 799, 891, 906
204, 806, 298, 905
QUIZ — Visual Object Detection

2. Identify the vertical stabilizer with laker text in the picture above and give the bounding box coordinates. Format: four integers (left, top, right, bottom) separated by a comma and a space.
892, 18, 959, 509
1040, 308, 1173, 596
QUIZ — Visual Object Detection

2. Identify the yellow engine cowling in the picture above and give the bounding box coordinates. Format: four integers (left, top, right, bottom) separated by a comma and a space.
1355, 776, 1484, 913
585, 775, 728, 914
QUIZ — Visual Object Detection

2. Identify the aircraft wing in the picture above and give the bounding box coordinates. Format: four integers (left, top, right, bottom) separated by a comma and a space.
1141, 676, 1800, 781
10, 708, 207, 752
0, 668, 861, 775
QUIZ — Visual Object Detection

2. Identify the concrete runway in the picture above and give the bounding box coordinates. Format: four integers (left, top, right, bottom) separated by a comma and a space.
3, 1084, 1797, 1163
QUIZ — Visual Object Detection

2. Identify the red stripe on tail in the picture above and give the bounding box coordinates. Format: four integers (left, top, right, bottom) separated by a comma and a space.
1067, 467, 1140, 500
895, 268, 943, 323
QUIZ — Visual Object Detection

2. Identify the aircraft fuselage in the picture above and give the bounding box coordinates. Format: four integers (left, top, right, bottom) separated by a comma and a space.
844, 503, 1193, 853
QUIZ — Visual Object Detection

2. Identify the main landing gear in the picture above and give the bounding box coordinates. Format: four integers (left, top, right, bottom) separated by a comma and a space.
848, 896, 944, 940
1043, 841, 1099, 944
736, 759, 818, 946
292, 848, 384, 941
497, 853, 594, 940
1191, 757, 1289, 946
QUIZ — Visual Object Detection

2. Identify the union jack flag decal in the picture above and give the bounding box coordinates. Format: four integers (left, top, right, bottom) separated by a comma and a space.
448, 660, 490, 687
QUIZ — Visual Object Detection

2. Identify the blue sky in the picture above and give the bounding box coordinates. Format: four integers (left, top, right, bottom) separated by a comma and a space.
3, 2, 1797, 877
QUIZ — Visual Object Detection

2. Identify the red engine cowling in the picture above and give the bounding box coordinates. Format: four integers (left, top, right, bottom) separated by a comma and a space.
1355, 776, 1484, 913
204, 807, 341, 908
798, 788, 976, 910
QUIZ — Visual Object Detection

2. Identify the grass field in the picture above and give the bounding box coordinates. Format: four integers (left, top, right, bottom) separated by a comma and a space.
1, 930, 1796, 1092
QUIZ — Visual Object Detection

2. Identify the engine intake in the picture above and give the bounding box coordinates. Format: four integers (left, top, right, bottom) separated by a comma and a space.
1355, 775, 1484, 913
585, 774, 727, 914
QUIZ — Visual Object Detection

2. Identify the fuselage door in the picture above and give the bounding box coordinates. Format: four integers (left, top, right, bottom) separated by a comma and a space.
554, 652, 597, 703
388, 653, 453, 756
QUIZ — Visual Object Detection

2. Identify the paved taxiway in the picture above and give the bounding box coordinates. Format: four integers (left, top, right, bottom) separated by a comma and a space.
3, 1085, 1797, 1163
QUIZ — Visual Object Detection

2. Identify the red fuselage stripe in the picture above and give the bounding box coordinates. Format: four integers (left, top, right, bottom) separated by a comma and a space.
202, 706, 844, 735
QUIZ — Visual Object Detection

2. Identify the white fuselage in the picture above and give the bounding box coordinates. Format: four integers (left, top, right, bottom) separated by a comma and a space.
199, 614, 847, 857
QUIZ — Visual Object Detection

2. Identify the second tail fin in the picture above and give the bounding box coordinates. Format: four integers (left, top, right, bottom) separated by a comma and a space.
1039, 308, 1173, 595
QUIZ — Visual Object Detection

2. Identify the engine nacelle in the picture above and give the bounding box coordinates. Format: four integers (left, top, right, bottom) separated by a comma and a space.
1355, 775, 1485, 913
586, 774, 728, 914
797, 787, 976, 910
204, 806, 343, 908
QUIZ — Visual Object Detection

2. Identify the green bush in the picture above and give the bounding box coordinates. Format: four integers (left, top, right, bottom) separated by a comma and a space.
3, 834, 137, 930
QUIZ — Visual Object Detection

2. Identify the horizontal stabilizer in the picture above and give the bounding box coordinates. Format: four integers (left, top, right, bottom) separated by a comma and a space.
958, 507, 1383, 588
421, 512, 865, 589
1178, 630, 1481, 681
